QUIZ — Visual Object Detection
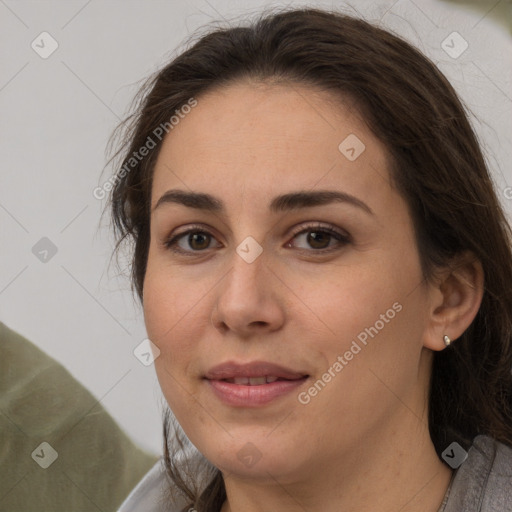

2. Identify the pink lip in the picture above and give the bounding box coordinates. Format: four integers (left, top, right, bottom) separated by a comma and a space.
204, 360, 307, 380
204, 360, 309, 407
207, 379, 308, 406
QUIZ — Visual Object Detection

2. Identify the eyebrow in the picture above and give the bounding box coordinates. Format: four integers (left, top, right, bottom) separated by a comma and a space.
153, 189, 374, 215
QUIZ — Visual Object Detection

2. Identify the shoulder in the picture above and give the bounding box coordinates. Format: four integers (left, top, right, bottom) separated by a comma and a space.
118, 446, 205, 512
117, 460, 174, 512
478, 436, 512, 511
0, 322, 157, 511
444, 435, 512, 512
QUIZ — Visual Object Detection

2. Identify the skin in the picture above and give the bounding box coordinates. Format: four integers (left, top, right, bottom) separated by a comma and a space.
143, 81, 484, 512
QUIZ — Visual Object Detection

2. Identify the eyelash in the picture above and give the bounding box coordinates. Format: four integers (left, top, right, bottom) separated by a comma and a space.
162, 222, 351, 256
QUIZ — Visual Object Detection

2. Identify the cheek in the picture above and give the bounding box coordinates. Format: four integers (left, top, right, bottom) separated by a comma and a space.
143, 265, 194, 376
294, 262, 399, 335
142, 257, 218, 400
143, 273, 198, 417
142, 253, 210, 341
300, 253, 426, 368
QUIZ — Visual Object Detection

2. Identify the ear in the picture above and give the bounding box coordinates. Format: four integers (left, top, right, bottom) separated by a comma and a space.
423, 251, 484, 352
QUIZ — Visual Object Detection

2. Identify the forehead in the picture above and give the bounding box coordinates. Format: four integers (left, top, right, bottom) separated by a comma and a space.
151, 81, 393, 211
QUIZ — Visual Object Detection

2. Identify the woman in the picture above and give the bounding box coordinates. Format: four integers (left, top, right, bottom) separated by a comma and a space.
111, 7, 512, 512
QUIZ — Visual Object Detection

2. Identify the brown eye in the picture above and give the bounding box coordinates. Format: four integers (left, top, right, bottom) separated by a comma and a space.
290, 224, 350, 252
306, 231, 332, 249
164, 228, 220, 254
164, 223, 349, 256
187, 232, 211, 250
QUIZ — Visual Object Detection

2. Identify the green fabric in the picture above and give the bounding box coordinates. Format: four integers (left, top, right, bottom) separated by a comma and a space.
0, 322, 158, 512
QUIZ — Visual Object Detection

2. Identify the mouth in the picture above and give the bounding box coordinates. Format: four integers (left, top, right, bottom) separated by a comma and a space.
204, 361, 309, 406
204, 360, 308, 380
221, 376, 301, 385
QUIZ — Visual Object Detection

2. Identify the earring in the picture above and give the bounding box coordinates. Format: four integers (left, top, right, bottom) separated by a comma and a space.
443, 335, 451, 347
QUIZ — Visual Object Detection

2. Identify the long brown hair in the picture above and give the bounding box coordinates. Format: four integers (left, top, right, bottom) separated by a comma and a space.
108, 7, 512, 511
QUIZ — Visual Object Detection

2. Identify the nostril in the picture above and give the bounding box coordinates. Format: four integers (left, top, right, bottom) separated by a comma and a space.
250, 321, 268, 327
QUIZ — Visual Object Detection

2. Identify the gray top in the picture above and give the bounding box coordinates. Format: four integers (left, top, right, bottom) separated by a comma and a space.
439, 435, 512, 511
118, 435, 512, 512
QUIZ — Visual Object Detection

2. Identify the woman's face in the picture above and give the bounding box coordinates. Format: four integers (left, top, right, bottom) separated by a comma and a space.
144, 81, 436, 481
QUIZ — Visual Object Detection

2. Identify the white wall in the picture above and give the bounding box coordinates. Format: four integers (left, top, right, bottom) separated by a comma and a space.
1, 0, 511, 455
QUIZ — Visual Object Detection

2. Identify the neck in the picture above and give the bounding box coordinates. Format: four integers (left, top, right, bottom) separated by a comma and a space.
220, 408, 452, 512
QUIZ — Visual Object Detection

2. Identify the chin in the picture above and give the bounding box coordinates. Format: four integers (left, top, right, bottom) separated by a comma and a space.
194, 434, 305, 483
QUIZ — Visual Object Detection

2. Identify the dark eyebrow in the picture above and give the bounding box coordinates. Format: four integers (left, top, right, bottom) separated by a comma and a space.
153, 190, 223, 213
153, 189, 373, 215
270, 190, 373, 215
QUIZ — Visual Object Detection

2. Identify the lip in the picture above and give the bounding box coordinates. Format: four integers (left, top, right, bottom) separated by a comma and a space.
204, 360, 309, 407
204, 361, 308, 380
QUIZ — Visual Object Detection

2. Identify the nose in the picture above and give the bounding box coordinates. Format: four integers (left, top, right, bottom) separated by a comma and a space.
210, 248, 286, 338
